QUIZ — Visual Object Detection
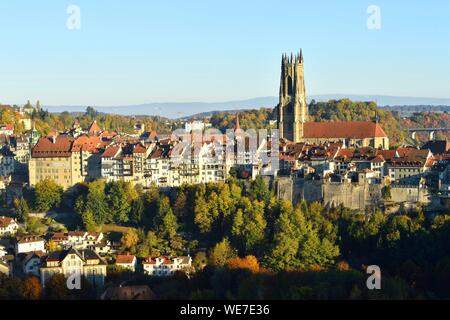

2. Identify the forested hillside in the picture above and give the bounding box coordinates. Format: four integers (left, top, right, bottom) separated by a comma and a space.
8, 177, 450, 299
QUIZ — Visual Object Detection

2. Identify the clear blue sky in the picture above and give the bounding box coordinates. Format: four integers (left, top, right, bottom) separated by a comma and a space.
1, 0, 450, 106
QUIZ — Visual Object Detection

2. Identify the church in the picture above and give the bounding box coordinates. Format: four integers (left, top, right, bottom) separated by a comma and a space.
277, 51, 389, 150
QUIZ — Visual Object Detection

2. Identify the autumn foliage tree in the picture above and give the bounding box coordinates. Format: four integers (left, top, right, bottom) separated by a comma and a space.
22, 276, 42, 300
226, 256, 260, 273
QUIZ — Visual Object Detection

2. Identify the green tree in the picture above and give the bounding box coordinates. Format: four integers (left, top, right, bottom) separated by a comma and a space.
154, 197, 178, 240
209, 238, 237, 267
14, 197, 30, 223
106, 181, 131, 223
34, 179, 63, 212
231, 198, 267, 254
130, 197, 145, 225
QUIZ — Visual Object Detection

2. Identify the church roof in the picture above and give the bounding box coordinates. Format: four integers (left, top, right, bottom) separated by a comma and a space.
88, 120, 102, 134
303, 121, 387, 139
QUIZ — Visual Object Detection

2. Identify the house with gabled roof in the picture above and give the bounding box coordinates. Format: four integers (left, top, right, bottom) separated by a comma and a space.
0, 216, 18, 237
40, 247, 107, 287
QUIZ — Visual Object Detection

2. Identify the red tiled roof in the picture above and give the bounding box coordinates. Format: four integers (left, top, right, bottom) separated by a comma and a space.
0, 124, 14, 131
396, 148, 430, 159
376, 149, 397, 161
31, 136, 74, 158
303, 121, 387, 139
396, 147, 417, 157
133, 143, 147, 154
116, 254, 136, 264
73, 135, 101, 152
88, 120, 102, 134
68, 231, 86, 237
0, 217, 15, 228
16, 235, 44, 244
102, 146, 121, 158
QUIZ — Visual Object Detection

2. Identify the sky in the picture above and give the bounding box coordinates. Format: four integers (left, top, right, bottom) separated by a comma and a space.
1, 0, 450, 106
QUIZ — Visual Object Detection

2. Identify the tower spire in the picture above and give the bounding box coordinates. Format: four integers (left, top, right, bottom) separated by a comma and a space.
235, 112, 241, 132
278, 49, 308, 143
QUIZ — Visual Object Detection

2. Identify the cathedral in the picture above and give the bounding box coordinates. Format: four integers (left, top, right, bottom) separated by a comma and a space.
277, 51, 389, 150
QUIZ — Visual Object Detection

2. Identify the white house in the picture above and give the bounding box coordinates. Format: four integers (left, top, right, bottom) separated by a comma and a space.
115, 254, 137, 272
66, 231, 88, 247
40, 247, 107, 287
0, 124, 14, 136
0, 245, 7, 258
142, 256, 192, 277
0, 216, 19, 237
15, 235, 46, 255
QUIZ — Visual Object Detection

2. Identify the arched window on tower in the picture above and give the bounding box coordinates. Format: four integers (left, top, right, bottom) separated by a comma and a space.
287, 76, 293, 95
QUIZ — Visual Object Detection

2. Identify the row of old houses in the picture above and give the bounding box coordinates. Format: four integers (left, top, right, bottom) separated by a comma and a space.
0, 221, 191, 288
279, 139, 450, 189
27, 118, 274, 189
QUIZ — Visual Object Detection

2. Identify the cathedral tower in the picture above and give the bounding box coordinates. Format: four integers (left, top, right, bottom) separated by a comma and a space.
277, 50, 308, 142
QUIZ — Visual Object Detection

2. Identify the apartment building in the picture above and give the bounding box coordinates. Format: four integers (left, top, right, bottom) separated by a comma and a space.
15, 235, 46, 255
142, 256, 192, 276
29, 135, 83, 189
40, 247, 107, 287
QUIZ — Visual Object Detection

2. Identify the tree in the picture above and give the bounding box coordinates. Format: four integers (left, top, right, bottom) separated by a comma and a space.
209, 238, 237, 267
43, 274, 71, 300
130, 197, 145, 225
81, 208, 97, 232
84, 180, 109, 225
194, 186, 212, 233
34, 179, 63, 212
138, 231, 168, 257
121, 229, 139, 251
264, 201, 339, 271
142, 184, 160, 228
85, 106, 99, 118
227, 256, 260, 273
264, 202, 301, 271
248, 176, 271, 203
22, 276, 42, 300
14, 197, 29, 223
154, 197, 178, 240
193, 251, 208, 271
231, 198, 267, 254
382, 185, 392, 200
106, 181, 131, 223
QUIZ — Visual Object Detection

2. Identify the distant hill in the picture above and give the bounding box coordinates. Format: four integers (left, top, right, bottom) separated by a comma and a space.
43, 95, 450, 119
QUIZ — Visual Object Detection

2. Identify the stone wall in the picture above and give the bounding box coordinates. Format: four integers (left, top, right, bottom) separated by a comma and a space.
273, 177, 433, 212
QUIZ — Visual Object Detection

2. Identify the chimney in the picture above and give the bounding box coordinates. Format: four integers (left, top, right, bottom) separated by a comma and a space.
52, 135, 56, 144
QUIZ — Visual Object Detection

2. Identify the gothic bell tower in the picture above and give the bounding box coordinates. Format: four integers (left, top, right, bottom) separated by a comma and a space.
277, 50, 308, 142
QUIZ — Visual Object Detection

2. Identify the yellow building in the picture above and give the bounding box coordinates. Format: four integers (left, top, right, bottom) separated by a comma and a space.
29, 135, 83, 189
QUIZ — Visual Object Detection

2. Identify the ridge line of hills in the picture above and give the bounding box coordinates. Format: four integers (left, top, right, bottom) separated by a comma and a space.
20, 94, 450, 119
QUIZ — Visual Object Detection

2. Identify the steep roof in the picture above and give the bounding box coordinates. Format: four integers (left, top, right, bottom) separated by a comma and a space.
133, 143, 147, 154
45, 247, 105, 264
116, 254, 136, 264
32, 135, 74, 158
0, 217, 15, 228
102, 146, 121, 158
88, 120, 102, 134
303, 121, 387, 139
72, 135, 101, 152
